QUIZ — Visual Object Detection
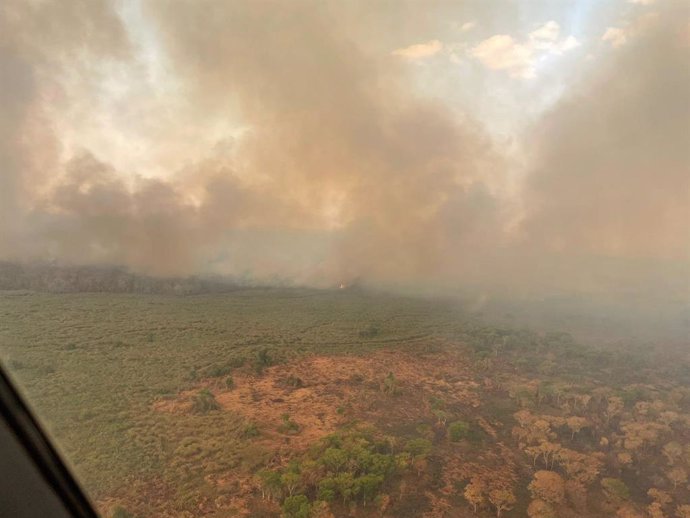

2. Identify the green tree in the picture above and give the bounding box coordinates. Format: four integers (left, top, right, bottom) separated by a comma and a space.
404, 438, 432, 457
333, 472, 355, 503
318, 477, 337, 502
321, 447, 348, 473
281, 471, 302, 497
448, 421, 471, 442
257, 469, 282, 501
354, 474, 384, 506
282, 495, 311, 518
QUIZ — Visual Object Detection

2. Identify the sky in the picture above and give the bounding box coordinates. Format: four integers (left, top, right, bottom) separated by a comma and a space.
0, 0, 688, 300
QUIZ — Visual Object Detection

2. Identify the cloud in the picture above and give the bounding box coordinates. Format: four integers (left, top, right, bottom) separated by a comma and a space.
461, 21, 477, 32
470, 35, 536, 78
602, 27, 628, 47
470, 21, 579, 78
602, 12, 661, 48
392, 39, 443, 60
629, 0, 655, 5
528, 20, 560, 47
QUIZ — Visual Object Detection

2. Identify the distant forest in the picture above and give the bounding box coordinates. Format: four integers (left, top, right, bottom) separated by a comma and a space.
0, 261, 241, 294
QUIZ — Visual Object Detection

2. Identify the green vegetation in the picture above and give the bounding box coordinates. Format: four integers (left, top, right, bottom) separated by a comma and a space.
601, 477, 630, 502
260, 428, 404, 511
0, 287, 687, 517
241, 421, 260, 439
284, 374, 303, 388
110, 507, 133, 518
254, 348, 273, 375
281, 494, 311, 518
448, 420, 470, 442
191, 388, 220, 414
358, 325, 380, 339
381, 371, 399, 395
278, 413, 300, 434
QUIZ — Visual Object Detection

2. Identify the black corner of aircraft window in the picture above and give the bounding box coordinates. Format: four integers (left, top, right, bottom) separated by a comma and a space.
0, 364, 99, 518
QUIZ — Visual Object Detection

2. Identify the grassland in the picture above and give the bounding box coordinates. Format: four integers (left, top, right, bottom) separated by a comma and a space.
0, 288, 688, 518
0, 288, 462, 513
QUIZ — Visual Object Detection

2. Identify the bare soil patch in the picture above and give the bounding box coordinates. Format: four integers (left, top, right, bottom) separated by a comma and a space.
154, 347, 481, 454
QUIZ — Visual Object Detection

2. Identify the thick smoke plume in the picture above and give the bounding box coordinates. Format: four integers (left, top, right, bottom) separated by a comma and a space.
0, 0, 688, 305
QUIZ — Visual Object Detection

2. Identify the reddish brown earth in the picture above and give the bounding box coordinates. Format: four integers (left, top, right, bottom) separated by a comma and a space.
146, 347, 491, 515
154, 348, 482, 452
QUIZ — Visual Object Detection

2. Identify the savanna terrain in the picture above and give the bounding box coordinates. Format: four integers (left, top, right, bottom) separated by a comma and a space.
0, 287, 688, 518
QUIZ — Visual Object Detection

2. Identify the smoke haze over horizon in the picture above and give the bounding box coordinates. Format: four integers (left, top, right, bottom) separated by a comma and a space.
1, 0, 688, 302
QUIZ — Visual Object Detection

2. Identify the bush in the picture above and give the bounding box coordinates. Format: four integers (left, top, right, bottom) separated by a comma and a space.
430, 396, 445, 411
350, 373, 364, 384
404, 438, 432, 457
206, 364, 232, 378
253, 348, 272, 375
111, 507, 134, 518
228, 356, 246, 369
359, 325, 380, 338
225, 376, 235, 389
242, 421, 260, 438
7, 359, 25, 370
601, 478, 630, 501
285, 374, 303, 388
279, 414, 300, 434
191, 389, 220, 414
381, 372, 399, 395
448, 420, 470, 442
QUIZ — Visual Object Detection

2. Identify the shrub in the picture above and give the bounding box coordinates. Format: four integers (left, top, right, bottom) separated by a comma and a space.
279, 414, 300, 434
253, 348, 272, 374
225, 376, 235, 389
448, 420, 470, 442
359, 325, 380, 338
228, 356, 246, 369
404, 438, 432, 457
601, 478, 630, 501
8, 359, 25, 370
206, 364, 232, 378
111, 507, 134, 518
191, 389, 220, 414
430, 396, 445, 411
285, 374, 303, 388
381, 372, 399, 395
350, 373, 364, 384
242, 421, 260, 438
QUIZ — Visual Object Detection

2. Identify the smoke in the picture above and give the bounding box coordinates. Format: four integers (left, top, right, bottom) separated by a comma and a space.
524, 11, 690, 263
0, 0, 688, 302
516, 4, 690, 300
